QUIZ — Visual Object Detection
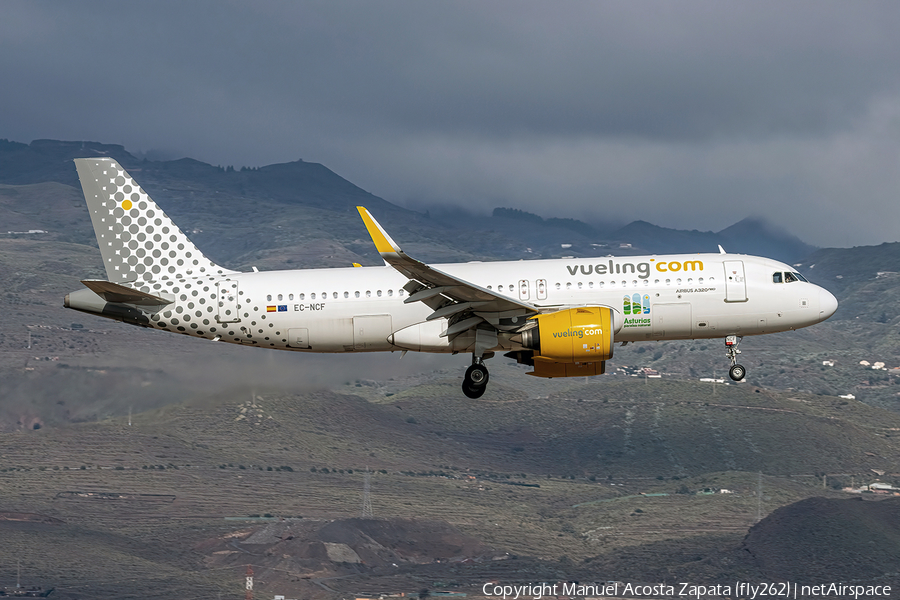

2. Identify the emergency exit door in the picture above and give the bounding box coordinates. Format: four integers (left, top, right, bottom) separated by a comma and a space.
723, 260, 747, 302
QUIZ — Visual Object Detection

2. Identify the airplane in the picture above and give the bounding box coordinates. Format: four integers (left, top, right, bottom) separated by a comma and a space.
64, 158, 838, 398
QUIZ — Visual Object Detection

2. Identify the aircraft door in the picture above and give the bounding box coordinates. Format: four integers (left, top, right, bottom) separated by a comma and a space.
536, 279, 548, 300
518, 279, 530, 300
216, 280, 241, 323
723, 260, 747, 302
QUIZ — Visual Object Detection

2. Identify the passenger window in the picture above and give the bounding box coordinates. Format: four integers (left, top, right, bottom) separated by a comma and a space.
289, 293, 294, 301
654, 279, 659, 285
665, 279, 671, 285
311, 293, 316, 300
577, 282, 583, 289
277, 294, 283, 301
555, 283, 561, 290
698, 277, 704, 284
344, 291, 349, 298
377, 290, 382, 297
366, 290, 372, 297
355, 291, 360, 298
487, 285, 492, 290
599, 281, 605, 288
676, 278, 682, 285
588, 281, 594, 288
388, 289, 393, 297
266, 294, 272, 302
299, 293, 305, 300
508, 284, 514, 292
398, 289, 404, 297
773, 272, 783, 284
566, 282, 572, 289
333, 292, 338, 299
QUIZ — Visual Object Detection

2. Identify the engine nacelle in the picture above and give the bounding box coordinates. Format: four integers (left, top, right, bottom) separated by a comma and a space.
519, 306, 618, 377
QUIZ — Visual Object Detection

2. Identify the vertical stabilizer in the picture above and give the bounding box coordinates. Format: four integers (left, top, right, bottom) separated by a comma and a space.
74, 158, 234, 284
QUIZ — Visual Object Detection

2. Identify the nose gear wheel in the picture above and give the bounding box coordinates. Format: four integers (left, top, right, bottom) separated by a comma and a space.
725, 335, 746, 381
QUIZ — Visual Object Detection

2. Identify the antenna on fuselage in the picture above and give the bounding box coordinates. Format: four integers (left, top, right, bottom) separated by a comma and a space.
717, 245, 727, 254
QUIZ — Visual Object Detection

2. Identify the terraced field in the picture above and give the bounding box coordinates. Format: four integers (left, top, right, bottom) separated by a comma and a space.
2, 375, 898, 598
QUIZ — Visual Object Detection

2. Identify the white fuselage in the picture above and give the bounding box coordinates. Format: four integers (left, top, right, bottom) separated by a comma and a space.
138, 252, 834, 354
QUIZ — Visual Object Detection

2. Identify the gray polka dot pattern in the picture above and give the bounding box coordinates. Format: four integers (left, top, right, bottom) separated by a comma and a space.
74, 158, 236, 284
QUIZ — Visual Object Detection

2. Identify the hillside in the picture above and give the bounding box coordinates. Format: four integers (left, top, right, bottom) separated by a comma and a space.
3, 136, 900, 597
3, 379, 900, 598
1, 138, 817, 266
742, 496, 900, 584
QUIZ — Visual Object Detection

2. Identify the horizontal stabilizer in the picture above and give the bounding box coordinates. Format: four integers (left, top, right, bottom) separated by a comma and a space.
80, 280, 173, 306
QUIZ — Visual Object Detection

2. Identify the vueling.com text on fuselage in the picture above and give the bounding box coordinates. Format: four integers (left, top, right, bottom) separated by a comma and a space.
566, 259, 704, 279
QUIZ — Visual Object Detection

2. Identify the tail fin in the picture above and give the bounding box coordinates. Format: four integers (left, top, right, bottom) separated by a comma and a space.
74, 158, 234, 284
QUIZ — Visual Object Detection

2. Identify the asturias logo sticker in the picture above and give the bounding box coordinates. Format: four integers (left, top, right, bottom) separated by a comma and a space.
623, 294, 651, 327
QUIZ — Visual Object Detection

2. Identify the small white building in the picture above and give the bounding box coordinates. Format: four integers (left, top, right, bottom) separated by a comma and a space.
860, 360, 871, 366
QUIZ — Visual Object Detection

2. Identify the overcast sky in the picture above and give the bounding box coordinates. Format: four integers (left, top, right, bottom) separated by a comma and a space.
2, 1, 899, 247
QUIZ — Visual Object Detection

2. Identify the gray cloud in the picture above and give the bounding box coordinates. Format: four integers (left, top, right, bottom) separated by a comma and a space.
1, 1, 899, 246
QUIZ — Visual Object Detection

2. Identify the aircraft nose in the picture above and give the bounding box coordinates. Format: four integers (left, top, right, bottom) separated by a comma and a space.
818, 288, 838, 322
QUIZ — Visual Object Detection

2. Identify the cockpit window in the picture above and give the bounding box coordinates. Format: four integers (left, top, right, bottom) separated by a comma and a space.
773, 272, 783, 284
793, 272, 809, 283
784, 272, 798, 283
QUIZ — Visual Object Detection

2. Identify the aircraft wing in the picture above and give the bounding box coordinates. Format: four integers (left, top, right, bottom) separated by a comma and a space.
357, 207, 538, 340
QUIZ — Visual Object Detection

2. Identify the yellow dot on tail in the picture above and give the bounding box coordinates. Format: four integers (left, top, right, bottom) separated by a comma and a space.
122, 199, 133, 210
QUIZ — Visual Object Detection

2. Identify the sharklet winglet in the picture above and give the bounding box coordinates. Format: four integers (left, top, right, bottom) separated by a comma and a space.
357, 206, 402, 255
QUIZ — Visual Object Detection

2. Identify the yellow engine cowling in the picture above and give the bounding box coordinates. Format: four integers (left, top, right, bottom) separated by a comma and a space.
521, 306, 615, 378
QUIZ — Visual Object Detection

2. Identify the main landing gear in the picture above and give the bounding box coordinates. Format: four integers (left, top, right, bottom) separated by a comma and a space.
725, 335, 746, 381
462, 357, 490, 399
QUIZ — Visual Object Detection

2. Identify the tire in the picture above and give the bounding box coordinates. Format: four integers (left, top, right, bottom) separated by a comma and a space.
465, 364, 490, 388
729, 364, 746, 381
462, 382, 486, 399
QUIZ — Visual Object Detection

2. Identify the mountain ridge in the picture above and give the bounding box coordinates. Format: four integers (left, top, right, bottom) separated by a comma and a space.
1, 137, 816, 266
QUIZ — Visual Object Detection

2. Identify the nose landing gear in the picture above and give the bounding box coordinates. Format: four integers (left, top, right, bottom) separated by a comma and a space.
462, 357, 490, 398
725, 335, 746, 381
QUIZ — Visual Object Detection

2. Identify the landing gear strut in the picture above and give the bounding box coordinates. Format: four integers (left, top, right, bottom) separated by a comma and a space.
725, 335, 746, 381
462, 357, 490, 398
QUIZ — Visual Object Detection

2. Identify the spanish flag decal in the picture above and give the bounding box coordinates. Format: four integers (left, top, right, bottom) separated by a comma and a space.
266, 306, 277, 312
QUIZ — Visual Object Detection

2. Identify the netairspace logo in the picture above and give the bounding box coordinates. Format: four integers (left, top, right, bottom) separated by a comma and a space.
482, 581, 892, 600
